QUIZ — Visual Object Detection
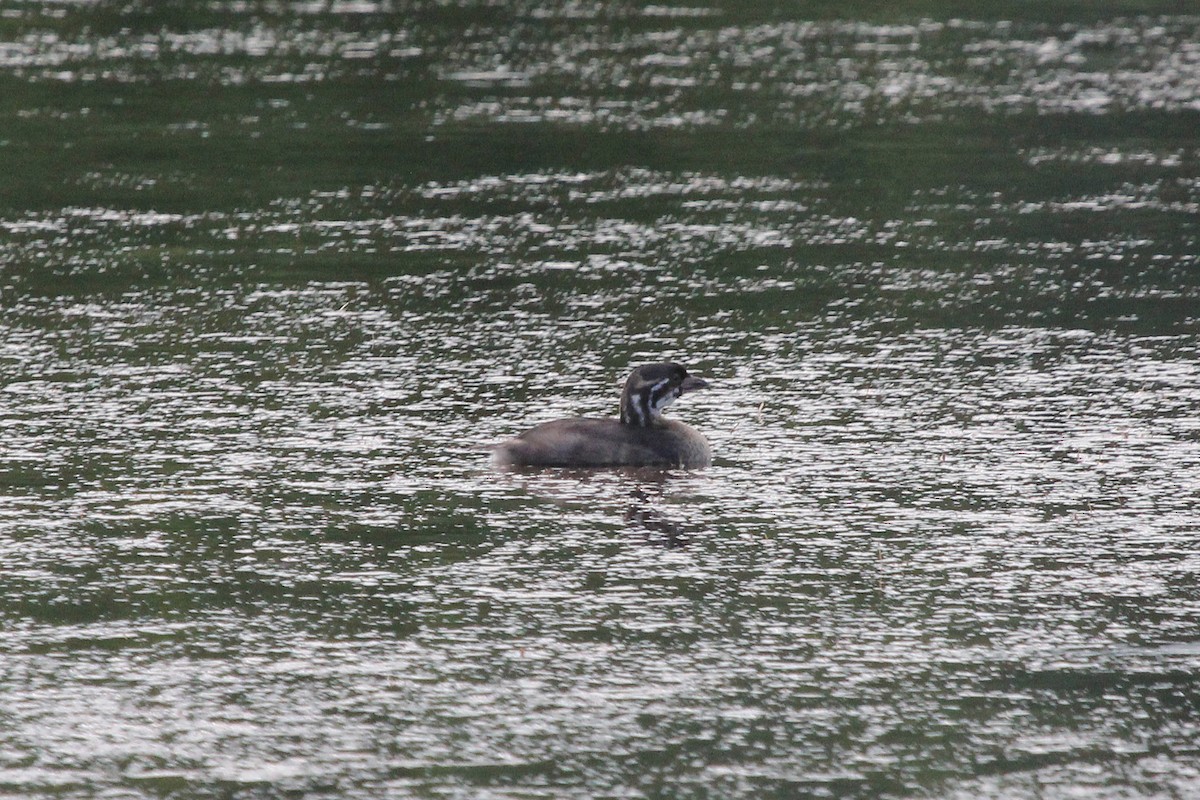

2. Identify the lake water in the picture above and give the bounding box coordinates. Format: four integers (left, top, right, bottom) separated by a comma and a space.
1, 2, 1199, 798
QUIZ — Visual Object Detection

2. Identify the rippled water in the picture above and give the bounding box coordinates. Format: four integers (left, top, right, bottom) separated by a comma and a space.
2, 1, 1199, 798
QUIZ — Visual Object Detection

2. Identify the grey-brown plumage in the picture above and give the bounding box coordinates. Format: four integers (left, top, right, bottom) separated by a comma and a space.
492, 363, 712, 469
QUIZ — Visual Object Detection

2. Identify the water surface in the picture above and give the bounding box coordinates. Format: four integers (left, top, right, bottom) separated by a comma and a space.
1, 1, 1198, 798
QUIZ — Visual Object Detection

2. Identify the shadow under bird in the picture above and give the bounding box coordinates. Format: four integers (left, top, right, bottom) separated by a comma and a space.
492, 363, 712, 469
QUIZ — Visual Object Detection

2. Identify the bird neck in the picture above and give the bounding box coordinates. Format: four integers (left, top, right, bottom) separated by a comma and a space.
620, 387, 660, 427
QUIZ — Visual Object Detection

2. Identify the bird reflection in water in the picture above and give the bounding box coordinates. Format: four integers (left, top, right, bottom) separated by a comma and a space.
624, 485, 688, 548
489, 466, 697, 548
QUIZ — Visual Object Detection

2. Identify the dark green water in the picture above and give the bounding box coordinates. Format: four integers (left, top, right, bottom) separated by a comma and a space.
1, 2, 1198, 798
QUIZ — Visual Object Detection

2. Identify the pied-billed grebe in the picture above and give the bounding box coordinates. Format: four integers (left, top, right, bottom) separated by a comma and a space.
492, 363, 712, 469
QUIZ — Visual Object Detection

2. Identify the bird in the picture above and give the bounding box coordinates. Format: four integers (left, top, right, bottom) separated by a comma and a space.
492, 362, 712, 469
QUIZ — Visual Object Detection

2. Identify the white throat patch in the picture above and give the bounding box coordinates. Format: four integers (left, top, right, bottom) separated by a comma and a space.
647, 379, 678, 417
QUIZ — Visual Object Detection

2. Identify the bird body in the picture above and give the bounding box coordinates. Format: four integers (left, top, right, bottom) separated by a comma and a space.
492, 416, 711, 468
492, 363, 711, 469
